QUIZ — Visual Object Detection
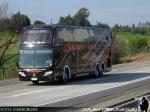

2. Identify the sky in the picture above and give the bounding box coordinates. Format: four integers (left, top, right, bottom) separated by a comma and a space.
1, 0, 150, 26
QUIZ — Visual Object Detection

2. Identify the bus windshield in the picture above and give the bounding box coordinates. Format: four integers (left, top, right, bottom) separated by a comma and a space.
19, 50, 53, 68
21, 29, 52, 44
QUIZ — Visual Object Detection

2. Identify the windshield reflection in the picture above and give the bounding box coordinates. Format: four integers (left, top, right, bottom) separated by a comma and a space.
19, 50, 52, 68
21, 29, 52, 44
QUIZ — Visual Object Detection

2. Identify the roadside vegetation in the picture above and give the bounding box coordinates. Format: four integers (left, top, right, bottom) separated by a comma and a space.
112, 27, 150, 64
0, 1, 150, 80
0, 32, 19, 79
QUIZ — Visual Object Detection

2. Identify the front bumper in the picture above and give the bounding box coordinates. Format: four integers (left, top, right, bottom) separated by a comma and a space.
19, 72, 54, 81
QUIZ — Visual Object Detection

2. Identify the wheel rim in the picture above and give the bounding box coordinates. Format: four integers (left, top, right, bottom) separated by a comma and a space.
96, 71, 99, 76
95, 65, 101, 77
96, 65, 100, 77
63, 70, 68, 82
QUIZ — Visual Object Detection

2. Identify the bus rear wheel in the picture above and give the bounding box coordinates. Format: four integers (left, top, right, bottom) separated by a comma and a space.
32, 81, 39, 85
95, 64, 103, 77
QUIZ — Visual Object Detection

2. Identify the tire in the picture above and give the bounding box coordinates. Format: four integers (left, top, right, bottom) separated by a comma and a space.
95, 64, 103, 77
32, 81, 39, 85
62, 68, 69, 83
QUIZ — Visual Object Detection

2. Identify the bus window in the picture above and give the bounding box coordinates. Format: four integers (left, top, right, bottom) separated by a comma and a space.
21, 29, 52, 44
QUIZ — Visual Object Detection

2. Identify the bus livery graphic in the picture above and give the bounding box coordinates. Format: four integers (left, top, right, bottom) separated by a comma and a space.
18, 25, 112, 84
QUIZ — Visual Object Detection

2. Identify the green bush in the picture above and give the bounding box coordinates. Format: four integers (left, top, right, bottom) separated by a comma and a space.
128, 36, 148, 55
112, 34, 128, 64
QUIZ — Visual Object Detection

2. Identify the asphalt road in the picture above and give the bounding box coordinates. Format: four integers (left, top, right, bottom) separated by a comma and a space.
0, 61, 150, 107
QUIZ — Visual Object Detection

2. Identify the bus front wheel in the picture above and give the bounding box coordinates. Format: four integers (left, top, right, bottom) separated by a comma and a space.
62, 68, 69, 83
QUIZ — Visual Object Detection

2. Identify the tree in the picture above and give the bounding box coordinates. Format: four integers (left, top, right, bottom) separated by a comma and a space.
58, 8, 91, 26
34, 20, 45, 25
73, 8, 91, 26
0, 18, 10, 31
59, 14, 74, 25
112, 24, 120, 32
0, 1, 9, 18
0, 34, 16, 67
95, 22, 110, 29
10, 12, 31, 32
0, 1, 11, 32
0, 33, 18, 79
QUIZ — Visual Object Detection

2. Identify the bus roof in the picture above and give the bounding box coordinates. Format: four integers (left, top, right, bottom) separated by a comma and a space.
23, 24, 110, 31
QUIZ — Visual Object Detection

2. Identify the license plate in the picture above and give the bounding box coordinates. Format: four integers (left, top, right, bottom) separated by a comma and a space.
31, 77, 37, 81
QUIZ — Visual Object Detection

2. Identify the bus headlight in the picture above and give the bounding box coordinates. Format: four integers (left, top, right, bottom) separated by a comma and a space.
19, 72, 26, 77
44, 71, 53, 76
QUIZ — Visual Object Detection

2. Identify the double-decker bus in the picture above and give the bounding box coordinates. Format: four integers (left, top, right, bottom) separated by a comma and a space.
18, 25, 112, 84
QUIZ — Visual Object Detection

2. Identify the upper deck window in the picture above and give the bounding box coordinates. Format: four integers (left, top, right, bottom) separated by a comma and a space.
21, 29, 52, 44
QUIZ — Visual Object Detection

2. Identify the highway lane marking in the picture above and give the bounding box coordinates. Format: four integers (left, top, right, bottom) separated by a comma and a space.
0, 69, 149, 94
0, 82, 31, 89
12, 88, 51, 97
0, 66, 149, 103
6, 72, 150, 98
37, 75, 150, 107
0, 61, 149, 89
0, 74, 149, 106
0, 85, 69, 101
11, 85, 69, 98
0, 75, 114, 100
136, 71, 143, 73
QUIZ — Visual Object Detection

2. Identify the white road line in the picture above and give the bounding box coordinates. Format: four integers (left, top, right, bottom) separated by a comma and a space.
37, 75, 150, 107
10, 85, 70, 98
12, 88, 50, 97
0, 82, 31, 89
136, 71, 143, 73
9, 73, 150, 98
0, 62, 149, 89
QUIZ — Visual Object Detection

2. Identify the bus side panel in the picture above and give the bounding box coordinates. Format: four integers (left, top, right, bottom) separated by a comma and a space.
54, 26, 112, 79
